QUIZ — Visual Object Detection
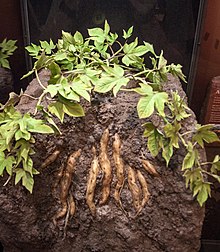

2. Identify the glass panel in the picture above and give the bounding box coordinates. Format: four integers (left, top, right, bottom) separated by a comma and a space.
27, 0, 199, 78
191, 0, 220, 119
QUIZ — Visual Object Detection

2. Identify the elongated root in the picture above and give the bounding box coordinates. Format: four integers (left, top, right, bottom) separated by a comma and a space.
135, 170, 150, 216
127, 165, 141, 212
113, 133, 125, 211
69, 194, 76, 217
53, 149, 81, 224
86, 147, 100, 216
41, 149, 61, 169
99, 129, 112, 205
141, 159, 159, 177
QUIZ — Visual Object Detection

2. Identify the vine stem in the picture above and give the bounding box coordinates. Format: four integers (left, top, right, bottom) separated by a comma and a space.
35, 70, 46, 90
3, 176, 11, 186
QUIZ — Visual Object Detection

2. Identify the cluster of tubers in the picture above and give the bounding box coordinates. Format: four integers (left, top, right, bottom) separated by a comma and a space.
85, 128, 158, 218
40, 128, 159, 223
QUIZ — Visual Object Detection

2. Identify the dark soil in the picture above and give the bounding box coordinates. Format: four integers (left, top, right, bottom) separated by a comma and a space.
0, 71, 205, 252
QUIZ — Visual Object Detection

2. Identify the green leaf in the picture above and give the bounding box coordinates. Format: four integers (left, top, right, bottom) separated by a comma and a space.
0, 152, 5, 175
22, 172, 34, 193
182, 143, 199, 170
183, 168, 202, 189
164, 122, 181, 148
22, 156, 33, 173
133, 82, 153, 96
193, 124, 220, 147
28, 124, 54, 134
71, 79, 91, 102
162, 142, 173, 166
62, 31, 74, 44
45, 84, 60, 98
158, 51, 167, 69
193, 181, 211, 207
88, 27, 105, 43
210, 155, 220, 174
123, 26, 133, 39
74, 31, 84, 44
48, 101, 65, 122
54, 51, 67, 61
15, 168, 25, 185
137, 92, 168, 118
104, 20, 110, 35
40, 39, 55, 54
25, 43, 41, 57
0, 155, 16, 176
63, 103, 85, 117
146, 128, 164, 157
15, 129, 31, 141
94, 66, 129, 95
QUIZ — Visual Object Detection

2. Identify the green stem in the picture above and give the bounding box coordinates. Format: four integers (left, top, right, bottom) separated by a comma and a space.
35, 70, 46, 90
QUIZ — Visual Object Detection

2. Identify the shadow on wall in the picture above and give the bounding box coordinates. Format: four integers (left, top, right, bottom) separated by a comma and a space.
27, 0, 197, 77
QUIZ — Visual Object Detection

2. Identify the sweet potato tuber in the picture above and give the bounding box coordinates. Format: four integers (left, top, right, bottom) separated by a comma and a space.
54, 149, 81, 223
136, 170, 150, 215
127, 165, 140, 211
113, 133, 125, 209
99, 128, 112, 205
41, 149, 61, 168
86, 147, 100, 216
68, 194, 76, 217
141, 159, 159, 177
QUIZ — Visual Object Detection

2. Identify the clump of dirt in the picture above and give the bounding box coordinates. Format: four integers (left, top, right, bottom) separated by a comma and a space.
0, 71, 205, 252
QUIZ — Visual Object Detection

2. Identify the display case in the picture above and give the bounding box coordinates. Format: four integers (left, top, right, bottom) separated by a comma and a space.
21, 0, 201, 85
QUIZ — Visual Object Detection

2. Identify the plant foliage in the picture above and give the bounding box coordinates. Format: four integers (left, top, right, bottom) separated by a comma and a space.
1, 21, 219, 206
0, 39, 17, 69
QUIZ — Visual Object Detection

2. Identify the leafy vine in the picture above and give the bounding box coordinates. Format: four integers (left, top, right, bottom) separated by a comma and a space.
0, 21, 219, 206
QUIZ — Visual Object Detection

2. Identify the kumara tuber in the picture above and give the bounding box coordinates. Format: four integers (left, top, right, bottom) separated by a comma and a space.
53, 149, 81, 224
127, 165, 141, 212
41, 149, 61, 168
113, 133, 125, 210
136, 170, 150, 215
141, 159, 159, 177
86, 147, 100, 216
99, 128, 112, 205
